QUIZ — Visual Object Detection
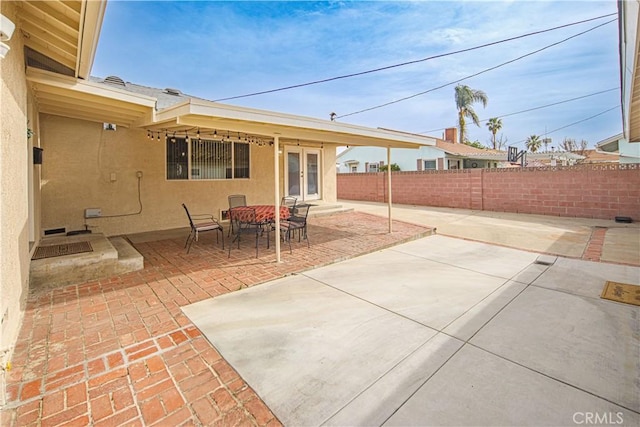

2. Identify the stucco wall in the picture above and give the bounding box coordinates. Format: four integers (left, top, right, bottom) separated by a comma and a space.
323, 146, 337, 203
619, 139, 640, 163
40, 115, 337, 235
0, 1, 31, 404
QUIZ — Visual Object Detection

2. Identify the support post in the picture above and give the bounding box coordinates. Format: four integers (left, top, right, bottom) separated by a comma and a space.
387, 146, 392, 233
274, 135, 281, 262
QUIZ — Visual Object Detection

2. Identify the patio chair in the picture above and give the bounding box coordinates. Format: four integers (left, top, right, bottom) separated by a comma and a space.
281, 196, 297, 216
228, 194, 247, 236
228, 207, 269, 258
182, 203, 224, 253
280, 204, 311, 253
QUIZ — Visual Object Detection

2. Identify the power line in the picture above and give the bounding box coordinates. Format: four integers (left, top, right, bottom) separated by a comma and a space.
213, 13, 616, 103
511, 106, 619, 147
336, 18, 616, 119
420, 88, 619, 135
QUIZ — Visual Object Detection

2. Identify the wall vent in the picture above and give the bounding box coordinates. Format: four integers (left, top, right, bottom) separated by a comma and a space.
104, 75, 126, 86
44, 227, 66, 235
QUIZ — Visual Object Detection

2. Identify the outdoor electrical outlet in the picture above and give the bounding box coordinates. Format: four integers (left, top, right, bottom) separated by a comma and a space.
84, 208, 102, 218
136, 171, 143, 178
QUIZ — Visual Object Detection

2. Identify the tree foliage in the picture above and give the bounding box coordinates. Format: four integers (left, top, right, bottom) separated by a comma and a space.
494, 134, 508, 151
380, 163, 401, 172
526, 135, 542, 153
455, 85, 488, 144
560, 138, 588, 154
464, 140, 486, 149
486, 117, 502, 149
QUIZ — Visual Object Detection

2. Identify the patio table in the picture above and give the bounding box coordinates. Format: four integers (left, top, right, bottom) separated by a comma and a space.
231, 205, 290, 223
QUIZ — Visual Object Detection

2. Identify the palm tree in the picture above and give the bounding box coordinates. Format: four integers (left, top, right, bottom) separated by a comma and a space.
526, 134, 542, 153
486, 117, 502, 149
455, 85, 488, 144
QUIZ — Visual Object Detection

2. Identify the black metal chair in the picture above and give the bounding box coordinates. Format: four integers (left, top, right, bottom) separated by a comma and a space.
280, 204, 311, 253
228, 207, 269, 258
227, 194, 247, 236
281, 196, 297, 216
182, 203, 224, 253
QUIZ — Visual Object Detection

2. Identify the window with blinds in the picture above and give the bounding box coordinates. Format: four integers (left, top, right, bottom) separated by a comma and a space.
423, 160, 437, 170
166, 139, 250, 180
166, 138, 189, 180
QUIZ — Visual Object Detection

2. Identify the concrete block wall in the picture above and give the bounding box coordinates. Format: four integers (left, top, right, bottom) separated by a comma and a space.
337, 164, 640, 220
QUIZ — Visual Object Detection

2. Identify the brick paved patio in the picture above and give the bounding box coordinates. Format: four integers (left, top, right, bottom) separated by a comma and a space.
1, 212, 431, 426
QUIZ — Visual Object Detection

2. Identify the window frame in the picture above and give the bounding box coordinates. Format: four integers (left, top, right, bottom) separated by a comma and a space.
423, 159, 437, 170
166, 138, 251, 181
367, 163, 380, 172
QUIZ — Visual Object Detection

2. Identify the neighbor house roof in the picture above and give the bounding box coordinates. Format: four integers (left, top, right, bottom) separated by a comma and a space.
375, 127, 506, 159
434, 140, 504, 159
580, 149, 619, 163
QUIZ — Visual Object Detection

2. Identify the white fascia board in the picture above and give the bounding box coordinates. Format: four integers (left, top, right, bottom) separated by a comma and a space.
336, 146, 355, 160
27, 67, 157, 107
464, 153, 507, 160
595, 133, 624, 148
151, 98, 430, 148
76, 0, 107, 79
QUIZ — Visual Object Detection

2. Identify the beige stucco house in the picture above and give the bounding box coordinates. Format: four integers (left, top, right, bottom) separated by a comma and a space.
0, 0, 434, 397
3, 0, 640, 403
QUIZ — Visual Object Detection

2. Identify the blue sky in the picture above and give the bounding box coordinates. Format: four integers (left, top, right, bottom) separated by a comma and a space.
93, 1, 621, 150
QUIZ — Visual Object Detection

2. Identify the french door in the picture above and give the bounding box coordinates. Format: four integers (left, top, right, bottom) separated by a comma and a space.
285, 148, 321, 201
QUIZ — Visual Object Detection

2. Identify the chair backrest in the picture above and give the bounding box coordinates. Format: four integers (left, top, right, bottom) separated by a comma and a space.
281, 196, 297, 215
228, 194, 247, 209
182, 203, 196, 229
291, 204, 310, 223
281, 196, 297, 208
231, 207, 258, 231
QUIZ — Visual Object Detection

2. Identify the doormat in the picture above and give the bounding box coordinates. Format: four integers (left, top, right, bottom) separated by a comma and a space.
32, 241, 93, 260
600, 281, 640, 306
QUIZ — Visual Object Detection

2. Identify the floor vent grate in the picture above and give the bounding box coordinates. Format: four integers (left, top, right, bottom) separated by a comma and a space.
32, 242, 93, 260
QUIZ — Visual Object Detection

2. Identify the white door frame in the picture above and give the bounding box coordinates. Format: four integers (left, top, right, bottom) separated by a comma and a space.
284, 147, 322, 201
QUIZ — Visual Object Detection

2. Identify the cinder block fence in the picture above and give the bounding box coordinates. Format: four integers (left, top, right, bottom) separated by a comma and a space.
337, 164, 640, 221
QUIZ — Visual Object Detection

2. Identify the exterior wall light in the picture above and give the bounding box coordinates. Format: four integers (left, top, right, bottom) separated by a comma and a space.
0, 13, 16, 59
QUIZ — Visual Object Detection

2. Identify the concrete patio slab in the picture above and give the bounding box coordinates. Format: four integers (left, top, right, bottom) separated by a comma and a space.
180, 231, 640, 426
390, 235, 539, 279
182, 274, 438, 426
384, 345, 640, 427
471, 285, 640, 412
338, 200, 640, 265
304, 249, 511, 330
531, 256, 640, 299
442, 280, 527, 342
325, 333, 463, 426
602, 227, 640, 265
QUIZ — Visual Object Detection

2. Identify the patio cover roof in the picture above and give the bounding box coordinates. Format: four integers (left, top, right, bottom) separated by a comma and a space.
137, 99, 432, 149
27, 68, 430, 149
27, 68, 156, 127
16, 0, 106, 79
